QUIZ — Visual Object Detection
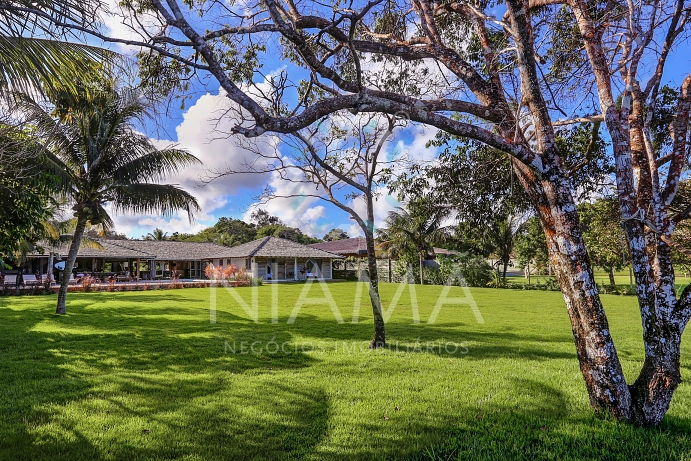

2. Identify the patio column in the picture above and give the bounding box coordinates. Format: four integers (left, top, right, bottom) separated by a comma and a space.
136, 258, 140, 280
294, 257, 298, 281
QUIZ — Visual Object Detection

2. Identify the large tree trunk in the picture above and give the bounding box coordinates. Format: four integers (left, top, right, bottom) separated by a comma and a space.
502, 257, 509, 281
626, 235, 688, 426
539, 192, 632, 420
512, 159, 634, 421
533, 173, 690, 426
608, 268, 616, 286
567, 0, 691, 425
56, 215, 87, 315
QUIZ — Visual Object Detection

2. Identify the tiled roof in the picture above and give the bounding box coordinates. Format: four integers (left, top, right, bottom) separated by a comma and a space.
308, 237, 368, 256
30, 239, 152, 259
111, 240, 230, 260
29, 237, 342, 261
213, 236, 343, 259
433, 247, 460, 255
30, 239, 230, 260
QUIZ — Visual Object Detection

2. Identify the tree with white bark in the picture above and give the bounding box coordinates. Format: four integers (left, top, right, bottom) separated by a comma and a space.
17, 0, 691, 425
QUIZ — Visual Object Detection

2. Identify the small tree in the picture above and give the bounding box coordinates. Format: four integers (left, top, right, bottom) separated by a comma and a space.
250, 209, 282, 227
483, 215, 524, 281
579, 197, 626, 286
515, 217, 550, 283
323, 228, 349, 242
145, 228, 169, 241
208, 112, 404, 348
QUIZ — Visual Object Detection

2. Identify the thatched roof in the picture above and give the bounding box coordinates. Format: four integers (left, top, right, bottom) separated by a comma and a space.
213, 236, 343, 259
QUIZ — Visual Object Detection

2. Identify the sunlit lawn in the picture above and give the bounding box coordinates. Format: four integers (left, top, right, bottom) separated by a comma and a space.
2, 282, 691, 460
508, 268, 691, 291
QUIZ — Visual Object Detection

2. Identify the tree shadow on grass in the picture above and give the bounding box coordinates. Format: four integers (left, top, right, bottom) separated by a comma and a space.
378, 378, 691, 461
0, 300, 329, 461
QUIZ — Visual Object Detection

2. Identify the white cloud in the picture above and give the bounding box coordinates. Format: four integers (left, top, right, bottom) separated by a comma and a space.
242, 166, 331, 238
346, 189, 401, 237
238, 115, 441, 239
102, 0, 162, 53
110, 91, 273, 237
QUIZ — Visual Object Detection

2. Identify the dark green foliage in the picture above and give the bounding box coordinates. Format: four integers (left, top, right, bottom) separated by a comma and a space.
392, 138, 531, 229
514, 217, 550, 274
378, 200, 450, 262
0, 167, 56, 263
578, 197, 626, 279
256, 224, 320, 244
323, 228, 349, 241
422, 254, 493, 288
250, 208, 283, 228
0, 127, 58, 263
172, 215, 320, 246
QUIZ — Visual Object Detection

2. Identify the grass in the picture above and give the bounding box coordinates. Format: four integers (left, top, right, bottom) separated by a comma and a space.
508, 269, 691, 291
2, 282, 691, 460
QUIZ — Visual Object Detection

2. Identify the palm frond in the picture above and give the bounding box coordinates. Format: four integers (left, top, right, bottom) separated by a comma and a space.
0, 36, 114, 97
111, 148, 201, 184
109, 183, 201, 222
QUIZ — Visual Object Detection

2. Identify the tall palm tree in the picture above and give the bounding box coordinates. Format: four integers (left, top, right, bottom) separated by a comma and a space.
377, 203, 450, 285
16, 87, 201, 314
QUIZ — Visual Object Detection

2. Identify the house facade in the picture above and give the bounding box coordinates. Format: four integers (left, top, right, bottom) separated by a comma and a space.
209, 236, 342, 281
24, 236, 342, 281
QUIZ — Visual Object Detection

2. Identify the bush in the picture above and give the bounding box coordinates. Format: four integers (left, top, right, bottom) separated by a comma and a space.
456, 255, 493, 287
80, 275, 96, 292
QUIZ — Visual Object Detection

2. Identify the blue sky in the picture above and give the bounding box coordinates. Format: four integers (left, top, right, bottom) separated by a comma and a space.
94, 4, 691, 240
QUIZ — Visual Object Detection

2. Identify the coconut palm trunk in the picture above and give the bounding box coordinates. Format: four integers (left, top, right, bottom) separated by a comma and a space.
56, 215, 86, 314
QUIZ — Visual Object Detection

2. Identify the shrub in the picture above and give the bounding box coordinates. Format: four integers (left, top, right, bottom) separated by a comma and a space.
80, 275, 96, 292
455, 255, 493, 287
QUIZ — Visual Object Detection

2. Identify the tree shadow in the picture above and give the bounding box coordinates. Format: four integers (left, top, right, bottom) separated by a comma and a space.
0, 296, 329, 460
338, 378, 691, 461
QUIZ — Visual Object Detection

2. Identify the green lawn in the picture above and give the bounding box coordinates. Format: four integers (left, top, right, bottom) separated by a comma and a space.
508, 269, 691, 290
2, 283, 691, 460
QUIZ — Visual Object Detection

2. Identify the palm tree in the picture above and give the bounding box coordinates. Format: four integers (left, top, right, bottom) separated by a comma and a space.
145, 228, 169, 241
16, 87, 201, 314
484, 215, 522, 281
377, 203, 450, 285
